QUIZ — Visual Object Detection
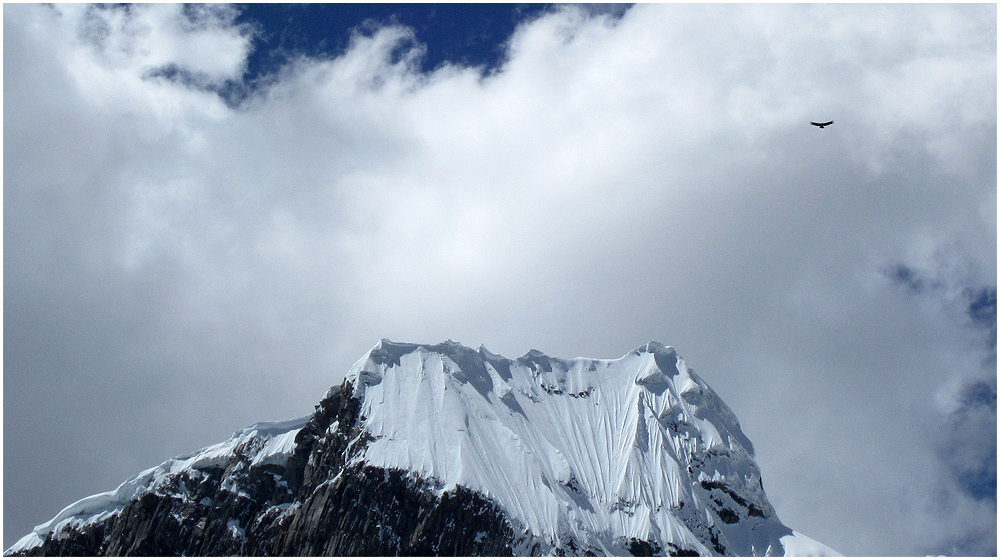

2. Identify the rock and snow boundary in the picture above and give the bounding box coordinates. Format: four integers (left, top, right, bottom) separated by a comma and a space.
6, 340, 840, 556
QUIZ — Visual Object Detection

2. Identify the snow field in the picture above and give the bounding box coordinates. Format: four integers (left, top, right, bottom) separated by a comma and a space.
347, 339, 819, 555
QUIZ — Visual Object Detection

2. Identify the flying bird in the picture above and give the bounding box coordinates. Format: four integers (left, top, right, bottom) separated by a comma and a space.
810, 120, 834, 129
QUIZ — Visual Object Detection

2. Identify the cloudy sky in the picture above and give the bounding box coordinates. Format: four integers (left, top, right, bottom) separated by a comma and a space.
3, 3, 996, 555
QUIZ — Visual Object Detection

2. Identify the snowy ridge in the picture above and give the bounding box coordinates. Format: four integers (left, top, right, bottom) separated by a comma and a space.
5, 416, 308, 555
344, 339, 839, 556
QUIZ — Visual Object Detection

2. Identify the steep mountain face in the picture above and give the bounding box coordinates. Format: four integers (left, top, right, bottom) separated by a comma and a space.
6, 340, 839, 557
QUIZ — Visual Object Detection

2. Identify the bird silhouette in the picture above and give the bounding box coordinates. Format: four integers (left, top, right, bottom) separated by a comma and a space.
810, 120, 834, 129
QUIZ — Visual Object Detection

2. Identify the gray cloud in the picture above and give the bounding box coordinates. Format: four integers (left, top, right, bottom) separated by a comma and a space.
4, 3, 995, 555
883, 256, 997, 555
937, 378, 996, 503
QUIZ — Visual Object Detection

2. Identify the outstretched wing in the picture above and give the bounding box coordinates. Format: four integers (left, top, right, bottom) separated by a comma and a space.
810, 121, 834, 127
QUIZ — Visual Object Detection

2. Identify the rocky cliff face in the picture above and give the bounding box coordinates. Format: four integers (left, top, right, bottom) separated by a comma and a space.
6, 341, 839, 557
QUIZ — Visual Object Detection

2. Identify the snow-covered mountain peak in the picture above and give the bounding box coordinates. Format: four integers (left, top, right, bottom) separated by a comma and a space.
8, 339, 839, 557
348, 339, 752, 454
339, 339, 823, 556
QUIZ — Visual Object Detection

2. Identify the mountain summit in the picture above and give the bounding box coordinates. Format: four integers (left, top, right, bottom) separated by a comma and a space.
6, 340, 839, 556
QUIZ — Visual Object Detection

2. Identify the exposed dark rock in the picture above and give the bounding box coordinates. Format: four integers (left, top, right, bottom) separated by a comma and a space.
717, 508, 739, 524
264, 464, 516, 556
627, 538, 663, 556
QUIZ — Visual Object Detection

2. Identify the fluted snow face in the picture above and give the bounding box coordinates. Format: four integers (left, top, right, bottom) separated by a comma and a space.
345, 340, 798, 556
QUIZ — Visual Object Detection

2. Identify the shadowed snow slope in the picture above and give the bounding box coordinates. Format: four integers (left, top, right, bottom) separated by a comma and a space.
6, 340, 839, 556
